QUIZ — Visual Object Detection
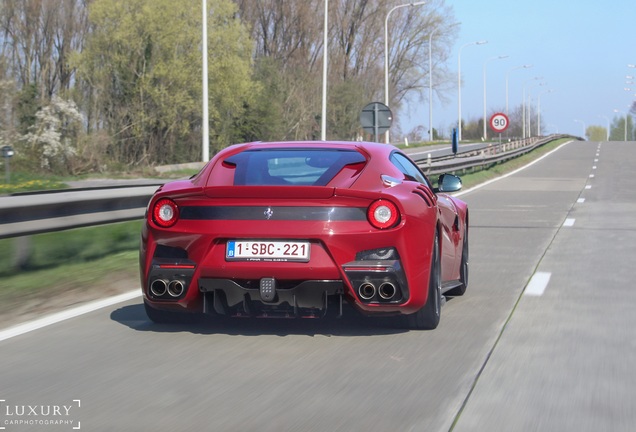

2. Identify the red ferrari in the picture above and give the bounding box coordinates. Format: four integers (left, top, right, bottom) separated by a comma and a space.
140, 141, 468, 329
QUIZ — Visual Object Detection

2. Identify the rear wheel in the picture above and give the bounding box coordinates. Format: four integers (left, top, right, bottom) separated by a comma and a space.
405, 231, 441, 330
144, 301, 203, 324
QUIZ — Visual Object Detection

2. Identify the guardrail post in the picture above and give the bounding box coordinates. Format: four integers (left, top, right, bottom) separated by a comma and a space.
427, 153, 431, 168
12, 236, 32, 270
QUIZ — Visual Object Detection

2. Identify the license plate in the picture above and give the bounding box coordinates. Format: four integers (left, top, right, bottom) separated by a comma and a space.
226, 240, 310, 262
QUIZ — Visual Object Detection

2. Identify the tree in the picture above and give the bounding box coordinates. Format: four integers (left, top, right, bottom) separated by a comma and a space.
586, 125, 606, 141
18, 95, 83, 174
0, 0, 89, 100
610, 115, 634, 141
236, 0, 458, 141
75, 0, 255, 165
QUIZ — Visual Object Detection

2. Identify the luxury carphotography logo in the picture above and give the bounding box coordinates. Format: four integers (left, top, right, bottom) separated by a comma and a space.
0, 399, 81, 430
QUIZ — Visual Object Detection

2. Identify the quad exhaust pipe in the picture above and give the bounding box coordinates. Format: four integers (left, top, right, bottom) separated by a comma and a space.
378, 282, 397, 300
358, 281, 398, 301
150, 278, 186, 298
358, 282, 376, 300
150, 279, 168, 297
168, 280, 186, 297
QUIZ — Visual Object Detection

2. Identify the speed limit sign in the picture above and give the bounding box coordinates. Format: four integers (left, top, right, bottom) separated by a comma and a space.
490, 113, 509, 133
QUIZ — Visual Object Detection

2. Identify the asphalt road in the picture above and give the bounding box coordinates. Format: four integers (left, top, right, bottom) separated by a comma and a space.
1, 140, 635, 431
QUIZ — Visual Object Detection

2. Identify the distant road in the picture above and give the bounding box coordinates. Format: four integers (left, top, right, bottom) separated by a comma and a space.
2, 140, 633, 431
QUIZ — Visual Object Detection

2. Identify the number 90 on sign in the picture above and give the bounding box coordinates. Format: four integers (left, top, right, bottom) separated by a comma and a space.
489, 113, 509, 133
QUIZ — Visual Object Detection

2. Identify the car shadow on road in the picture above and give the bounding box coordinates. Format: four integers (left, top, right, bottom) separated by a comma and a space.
110, 303, 410, 337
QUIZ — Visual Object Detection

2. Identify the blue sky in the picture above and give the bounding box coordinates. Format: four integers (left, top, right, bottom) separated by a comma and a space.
402, 0, 636, 138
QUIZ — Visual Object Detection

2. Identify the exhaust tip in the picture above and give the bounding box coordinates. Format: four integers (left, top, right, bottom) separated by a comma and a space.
150, 279, 168, 297
358, 282, 376, 300
167, 280, 186, 297
378, 282, 397, 300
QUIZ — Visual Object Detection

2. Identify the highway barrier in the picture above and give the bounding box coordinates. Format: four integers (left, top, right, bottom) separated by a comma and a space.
0, 135, 575, 239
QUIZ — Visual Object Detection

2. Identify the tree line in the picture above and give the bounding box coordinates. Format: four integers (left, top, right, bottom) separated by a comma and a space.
0, 0, 459, 175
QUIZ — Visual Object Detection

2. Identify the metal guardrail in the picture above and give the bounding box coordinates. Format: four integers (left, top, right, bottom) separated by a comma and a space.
0, 135, 573, 239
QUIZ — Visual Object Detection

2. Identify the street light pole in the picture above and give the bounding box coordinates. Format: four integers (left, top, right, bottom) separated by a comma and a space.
599, 115, 610, 141
574, 119, 587, 139
457, 40, 487, 142
321, 0, 328, 141
428, 27, 437, 142
483, 55, 508, 140
613, 109, 628, 141
202, 0, 209, 162
522, 77, 541, 138
505, 64, 532, 116
537, 89, 554, 136
384, 1, 426, 144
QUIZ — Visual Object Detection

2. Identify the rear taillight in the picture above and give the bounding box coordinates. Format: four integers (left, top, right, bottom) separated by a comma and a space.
152, 198, 179, 228
367, 199, 400, 229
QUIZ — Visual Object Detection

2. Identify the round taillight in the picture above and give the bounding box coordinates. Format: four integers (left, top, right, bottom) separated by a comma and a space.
367, 199, 400, 229
152, 198, 179, 228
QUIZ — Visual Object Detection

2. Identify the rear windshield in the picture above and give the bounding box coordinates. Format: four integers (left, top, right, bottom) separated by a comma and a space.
225, 148, 366, 186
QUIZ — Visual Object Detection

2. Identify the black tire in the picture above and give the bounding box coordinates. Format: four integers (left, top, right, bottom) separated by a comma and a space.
447, 224, 468, 297
405, 231, 441, 330
144, 301, 203, 324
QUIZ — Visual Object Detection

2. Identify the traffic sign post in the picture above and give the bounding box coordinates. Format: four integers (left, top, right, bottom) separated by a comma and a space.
489, 113, 509, 133
360, 102, 392, 143
489, 113, 509, 145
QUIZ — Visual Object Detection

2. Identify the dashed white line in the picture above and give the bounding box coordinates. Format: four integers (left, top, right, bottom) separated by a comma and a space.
563, 218, 576, 227
524, 272, 551, 297
585, 185, 592, 189
577, 198, 585, 203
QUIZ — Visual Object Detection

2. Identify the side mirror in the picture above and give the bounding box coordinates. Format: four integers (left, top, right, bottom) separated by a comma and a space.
437, 174, 462, 193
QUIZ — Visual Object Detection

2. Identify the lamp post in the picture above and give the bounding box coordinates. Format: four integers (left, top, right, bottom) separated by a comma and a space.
574, 119, 587, 139
428, 22, 459, 142
321, 0, 328, 141
482, 55, 508, 140
599, 115, 610, 141
505, 64, 532, 115
384, 1, 426, 143
428, 27, 438, 142
202, 0, 209, 162
537, 89, 554, 136
522, 76, 541, 138
457, 40, 487, 142
613, 109, 628, 141
525, 81, 545, 137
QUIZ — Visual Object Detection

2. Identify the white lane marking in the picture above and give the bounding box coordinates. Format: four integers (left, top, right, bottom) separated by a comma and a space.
594, 158, 598, 162
563, 218, 576, 227
455, 140, 573, 197
577, 198, 585, 203
589, 174, 595, 178
0, 290, 141, 343
592, 166, 597, 169
585, 185, 592, 189
524, 272, 551, 297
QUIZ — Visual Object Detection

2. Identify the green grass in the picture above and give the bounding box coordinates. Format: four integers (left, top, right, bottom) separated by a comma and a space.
0, 137, 572, 308
0, 220, 142, 276
0, 250, 138, 296
0, 173, 68, 194
452, 138, 569, 190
